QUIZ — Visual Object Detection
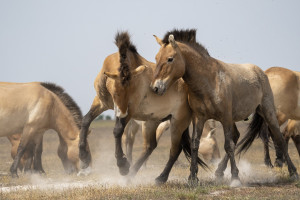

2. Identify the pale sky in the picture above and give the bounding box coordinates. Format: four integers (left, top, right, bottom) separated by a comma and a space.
0, 0, 299, 117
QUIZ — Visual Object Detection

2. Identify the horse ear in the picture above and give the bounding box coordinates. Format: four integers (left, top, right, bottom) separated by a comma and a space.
168, 34, 178, 48
132, 65, 148, 77
104, 71, 118, 80
153, 35, 163, 46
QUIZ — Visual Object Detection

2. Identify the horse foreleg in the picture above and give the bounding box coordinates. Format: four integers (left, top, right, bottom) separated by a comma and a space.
79, 97, 104, 169
123, 120, 140, 164
189, 117, 205, 185
114, 116, 131, 176
10, 128, 33, 178
33, 135, 45, 174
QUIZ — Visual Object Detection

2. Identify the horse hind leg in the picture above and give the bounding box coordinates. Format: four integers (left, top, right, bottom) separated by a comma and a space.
128, 121, 159, 178
215, 123, 240, 179
260, 101, 298, 178
155, 121, 187, 185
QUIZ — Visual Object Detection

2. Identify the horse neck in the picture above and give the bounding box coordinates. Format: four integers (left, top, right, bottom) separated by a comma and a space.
180, 45, 218, 95
52, 101, 80, 145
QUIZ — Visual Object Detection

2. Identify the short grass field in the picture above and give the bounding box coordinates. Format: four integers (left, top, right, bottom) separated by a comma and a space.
0, 120, 300, 200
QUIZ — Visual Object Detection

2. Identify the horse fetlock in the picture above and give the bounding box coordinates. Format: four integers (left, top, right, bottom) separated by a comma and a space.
117, 157, 130, 176
155, 174, 168, 185
274, 159, 283, 168
188, 174, 199, 187
264, 159, 274, 168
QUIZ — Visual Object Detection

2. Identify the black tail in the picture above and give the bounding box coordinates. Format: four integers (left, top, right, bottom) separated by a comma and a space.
181, 128, 209, 170
237, 112, 266, 154
114, 31, 138, 86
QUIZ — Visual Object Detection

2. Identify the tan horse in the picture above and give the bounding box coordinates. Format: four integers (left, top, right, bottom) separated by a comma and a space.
79, 32, 207, 184
0, 82, 92, 177
260, 67, 300, 166
123, 120, 220, 164
151, 29, 298, 185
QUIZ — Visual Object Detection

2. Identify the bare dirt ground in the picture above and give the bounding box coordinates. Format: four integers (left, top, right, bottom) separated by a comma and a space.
0, 120, 300, 199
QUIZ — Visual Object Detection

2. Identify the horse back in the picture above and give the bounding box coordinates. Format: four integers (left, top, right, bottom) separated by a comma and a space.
0, 82, 53, 136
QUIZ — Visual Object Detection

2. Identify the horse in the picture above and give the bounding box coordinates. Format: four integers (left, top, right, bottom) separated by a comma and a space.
259, 67, 300, 166
79, 31, 207, 184
0, 82, 92, 177
123, 120, 220, 165
150, 29, 298, 185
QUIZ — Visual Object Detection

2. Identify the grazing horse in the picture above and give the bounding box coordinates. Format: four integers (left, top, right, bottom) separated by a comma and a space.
260, 67, 300, 166
123, 120, 221, 164
0, 82, 92, 177
79, 32, 207, 184
151, 29, 298, 185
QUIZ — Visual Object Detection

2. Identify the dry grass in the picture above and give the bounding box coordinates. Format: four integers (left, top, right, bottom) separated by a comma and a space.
0, 120, 300, 199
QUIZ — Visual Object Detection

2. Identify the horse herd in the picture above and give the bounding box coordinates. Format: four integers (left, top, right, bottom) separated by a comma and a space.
0, 29, 299, 187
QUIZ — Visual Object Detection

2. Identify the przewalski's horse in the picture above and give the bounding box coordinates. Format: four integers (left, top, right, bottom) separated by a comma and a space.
123, 120, 221, 165
0, 82, 92, 177
151, 29, 298, 185
253, 67, 300, 166
79, 32, 207, 184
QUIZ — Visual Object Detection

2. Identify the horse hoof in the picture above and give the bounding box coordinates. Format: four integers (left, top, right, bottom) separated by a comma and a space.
155, 175, 168, 185
264, 160, 274, 168
117, 157, 130, 176
230, 179, 242, 188
77, 166, 92, 176
188, 175, 199, 187
290, 172, 299, 181
11, 173, 19, 178
215, 170, 224, 179
274, 159, 283, 168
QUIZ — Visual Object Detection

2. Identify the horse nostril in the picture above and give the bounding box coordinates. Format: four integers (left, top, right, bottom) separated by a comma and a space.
154, 87, 158, 93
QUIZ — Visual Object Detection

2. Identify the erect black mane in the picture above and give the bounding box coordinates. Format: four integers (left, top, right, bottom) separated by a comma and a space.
162, 28, 210, 58
114, 31, 139, 86
40, 82, 83, 129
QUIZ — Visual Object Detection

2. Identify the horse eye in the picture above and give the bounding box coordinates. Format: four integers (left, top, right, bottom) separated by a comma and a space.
167, 57, 174, 62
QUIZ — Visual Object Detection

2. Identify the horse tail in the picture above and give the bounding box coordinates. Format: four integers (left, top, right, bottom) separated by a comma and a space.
181, 127, 209, 170
237, 112, 266, 154
114, 31, 138, 86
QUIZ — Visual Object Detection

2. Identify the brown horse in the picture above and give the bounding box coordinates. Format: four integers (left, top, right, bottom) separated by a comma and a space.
79, 32, 207, 184
259, 67, 300, 166
0, 82, 92, 177
284, 120, 300, 157
151, 29, 298, 185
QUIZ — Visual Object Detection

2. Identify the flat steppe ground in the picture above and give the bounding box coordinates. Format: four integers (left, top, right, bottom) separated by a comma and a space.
0, 120, 300, 199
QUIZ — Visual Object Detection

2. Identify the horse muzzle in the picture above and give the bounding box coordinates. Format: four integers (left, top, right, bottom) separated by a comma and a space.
151, 80, 166, 95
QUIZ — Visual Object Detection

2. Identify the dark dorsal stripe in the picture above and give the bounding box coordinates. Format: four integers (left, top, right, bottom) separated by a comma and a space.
162, 28, 210, 58
114, 31, 139, 86
40, 82, 83, 129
